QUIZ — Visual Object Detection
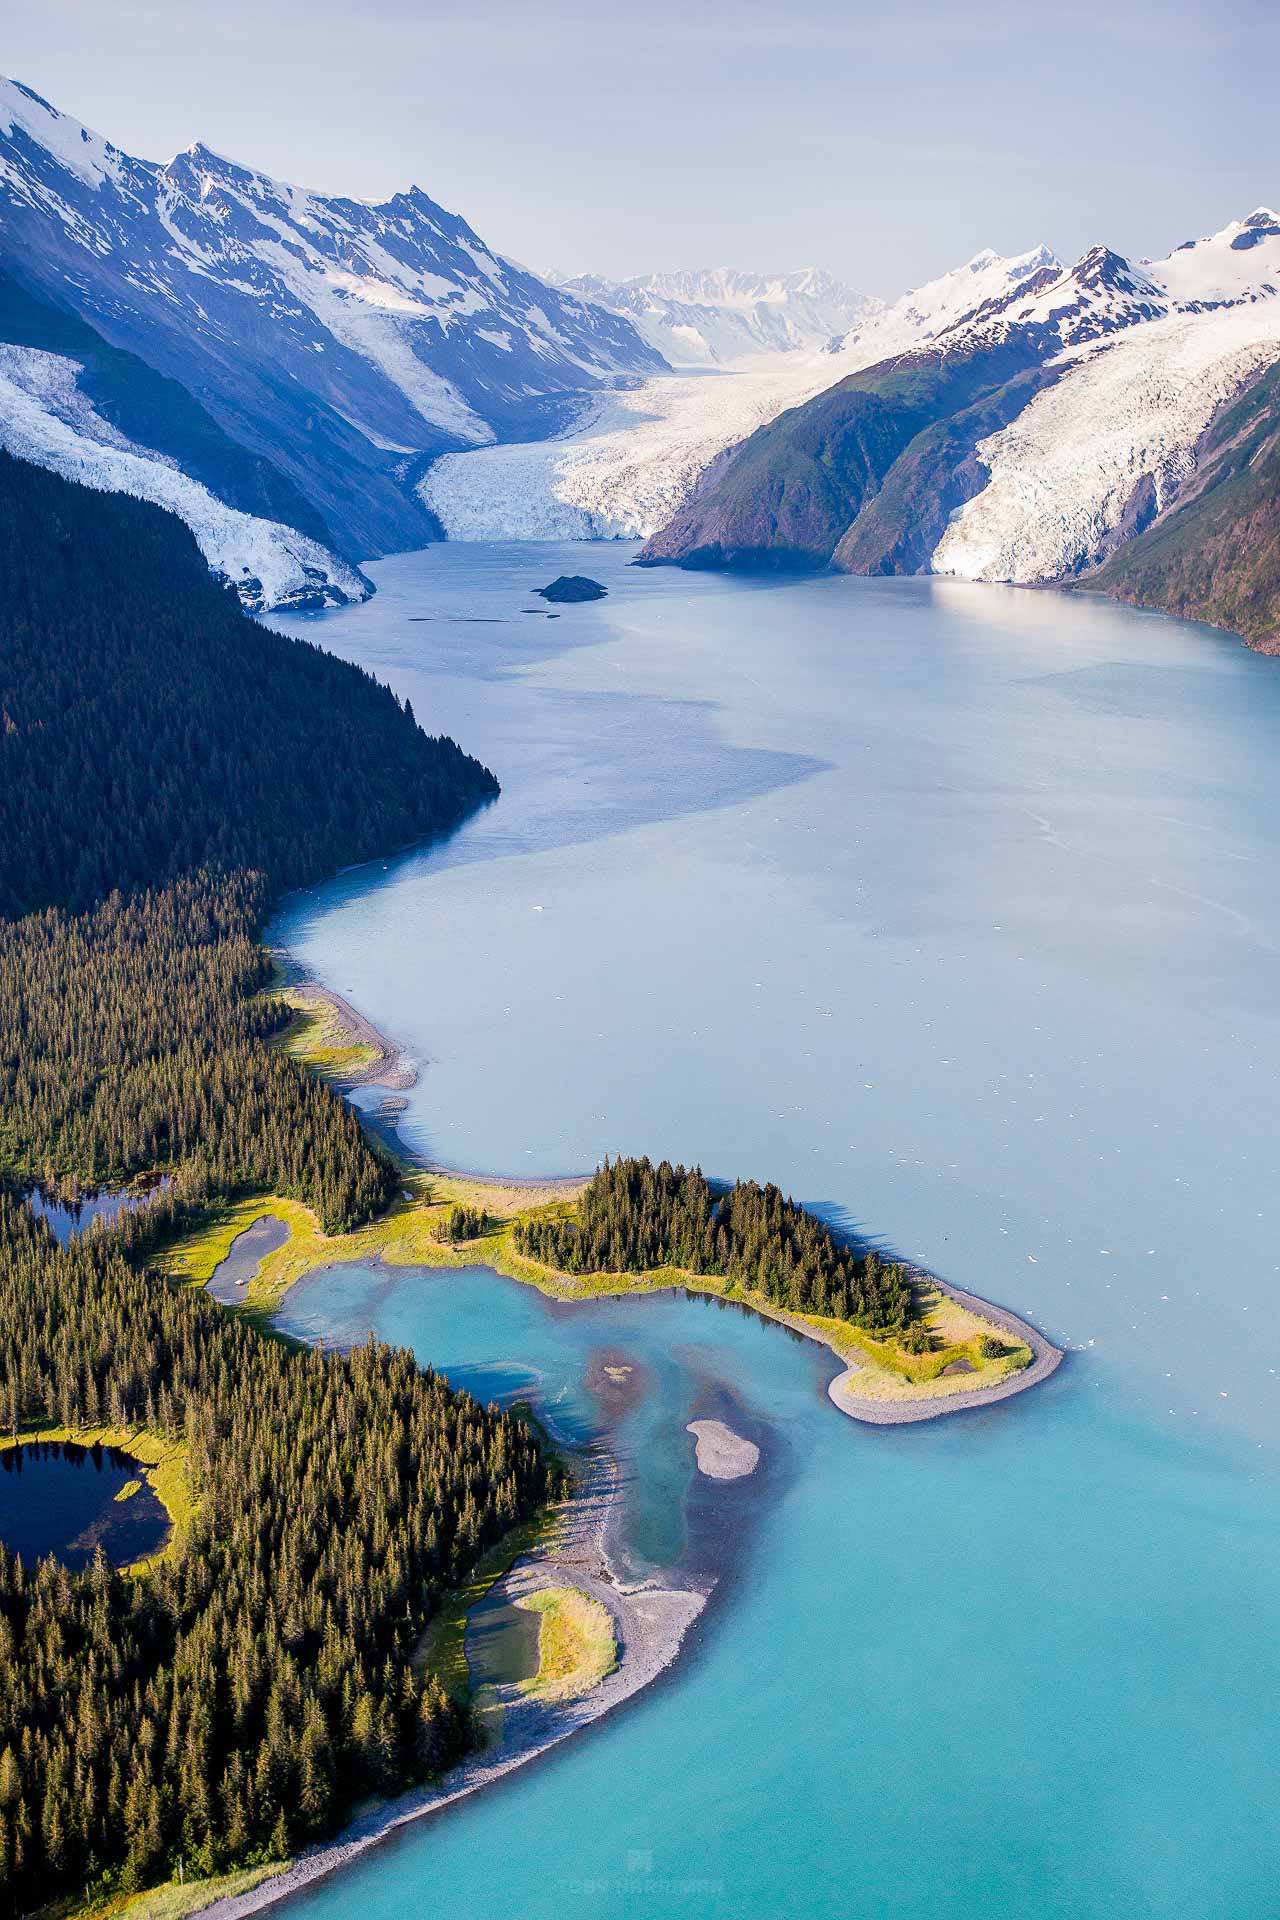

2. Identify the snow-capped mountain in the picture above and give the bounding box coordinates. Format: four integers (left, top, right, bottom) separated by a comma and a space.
1146, 207, 1280, 307
0, 76, 664, 578
638, 209, 1280, 639
559, 267, 880, 365
923, 213, 1280, 584
932, 299, 1280, 585
826, 244, 1060, 361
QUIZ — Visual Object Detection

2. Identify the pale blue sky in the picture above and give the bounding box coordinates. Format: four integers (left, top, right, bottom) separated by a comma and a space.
8, 0, 1277, 295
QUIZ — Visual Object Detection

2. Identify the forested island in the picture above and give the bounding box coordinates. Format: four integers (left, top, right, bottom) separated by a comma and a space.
513, 1155, 913, 1330
0, 451, 554, 1915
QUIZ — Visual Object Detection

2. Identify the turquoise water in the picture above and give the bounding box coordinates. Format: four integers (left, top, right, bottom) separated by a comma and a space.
271, 548, 1280, 1916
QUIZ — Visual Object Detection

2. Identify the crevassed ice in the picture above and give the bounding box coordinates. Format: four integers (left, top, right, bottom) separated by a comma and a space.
932, 301, 1280, 583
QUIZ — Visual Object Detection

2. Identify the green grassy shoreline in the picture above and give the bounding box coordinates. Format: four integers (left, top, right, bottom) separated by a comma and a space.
159, 1163, 1035, 1412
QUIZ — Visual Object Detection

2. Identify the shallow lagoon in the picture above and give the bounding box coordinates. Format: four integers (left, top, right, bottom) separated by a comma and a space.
271, 547, 1280, 1916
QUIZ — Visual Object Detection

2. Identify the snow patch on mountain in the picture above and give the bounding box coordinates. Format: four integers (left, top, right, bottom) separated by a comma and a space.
244, 228, 493, 445
0, 344, 369, 610
932, 300, 1280, 583
1147, 209, 1280, 308
0, 76, 127, 191
422, 354, 848, 539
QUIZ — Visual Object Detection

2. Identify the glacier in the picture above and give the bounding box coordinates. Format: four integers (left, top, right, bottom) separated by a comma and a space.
0, 345, 369, 611
423, 245, 1074, 543
932, 300, 1280, 584
421, 355, 852, 540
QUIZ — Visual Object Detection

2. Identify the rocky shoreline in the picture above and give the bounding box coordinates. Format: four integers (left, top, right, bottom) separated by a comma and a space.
193, 1451, 705, 1920
270, 953, 418, 1092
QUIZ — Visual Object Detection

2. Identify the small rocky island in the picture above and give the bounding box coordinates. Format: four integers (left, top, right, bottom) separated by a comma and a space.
534, 575, 608, 603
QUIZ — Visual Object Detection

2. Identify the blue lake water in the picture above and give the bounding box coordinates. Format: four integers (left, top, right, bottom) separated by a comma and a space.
27, 1178, 168, 1245
270, 545, 1280, 1917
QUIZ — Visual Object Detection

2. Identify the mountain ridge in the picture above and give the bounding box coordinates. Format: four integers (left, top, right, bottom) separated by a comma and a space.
560, 266, 880, 364
636, 213, 1280, 647
0, 76, 664, 584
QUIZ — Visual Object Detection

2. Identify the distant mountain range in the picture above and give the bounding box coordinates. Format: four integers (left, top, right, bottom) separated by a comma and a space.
0, 77, 662, 605
557, 267, 880, 365
3, 74, 1278, 647
639, 211, 1280, 649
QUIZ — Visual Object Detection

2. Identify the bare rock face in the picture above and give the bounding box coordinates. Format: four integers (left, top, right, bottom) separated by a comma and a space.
534, 575, 608, 602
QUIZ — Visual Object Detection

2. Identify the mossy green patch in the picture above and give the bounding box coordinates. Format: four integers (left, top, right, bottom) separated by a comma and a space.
271, 984, 380, 1080
516, 1585, 617, 1702
61, 1859, 288, 1920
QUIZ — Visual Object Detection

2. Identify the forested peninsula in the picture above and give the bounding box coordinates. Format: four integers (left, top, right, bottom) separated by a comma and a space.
0, 452, 552, 1915
0, 449, 1062, 1919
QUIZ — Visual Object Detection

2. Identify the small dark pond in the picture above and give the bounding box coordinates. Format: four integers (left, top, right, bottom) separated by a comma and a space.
206, 1213, 290, 1305
0, 1441, 170, 1570
466, 1589, 542, 1692
27, 1177, 170, 1245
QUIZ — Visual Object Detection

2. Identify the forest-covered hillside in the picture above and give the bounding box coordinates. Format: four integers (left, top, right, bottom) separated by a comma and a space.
0, 454, 548, 1912
0, 449, 495, 918
0, 1200, 557, 1904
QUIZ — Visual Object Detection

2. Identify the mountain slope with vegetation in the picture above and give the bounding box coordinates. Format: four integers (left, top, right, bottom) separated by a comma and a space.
0, 449, 494, 919
636, 336, 1048, 571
